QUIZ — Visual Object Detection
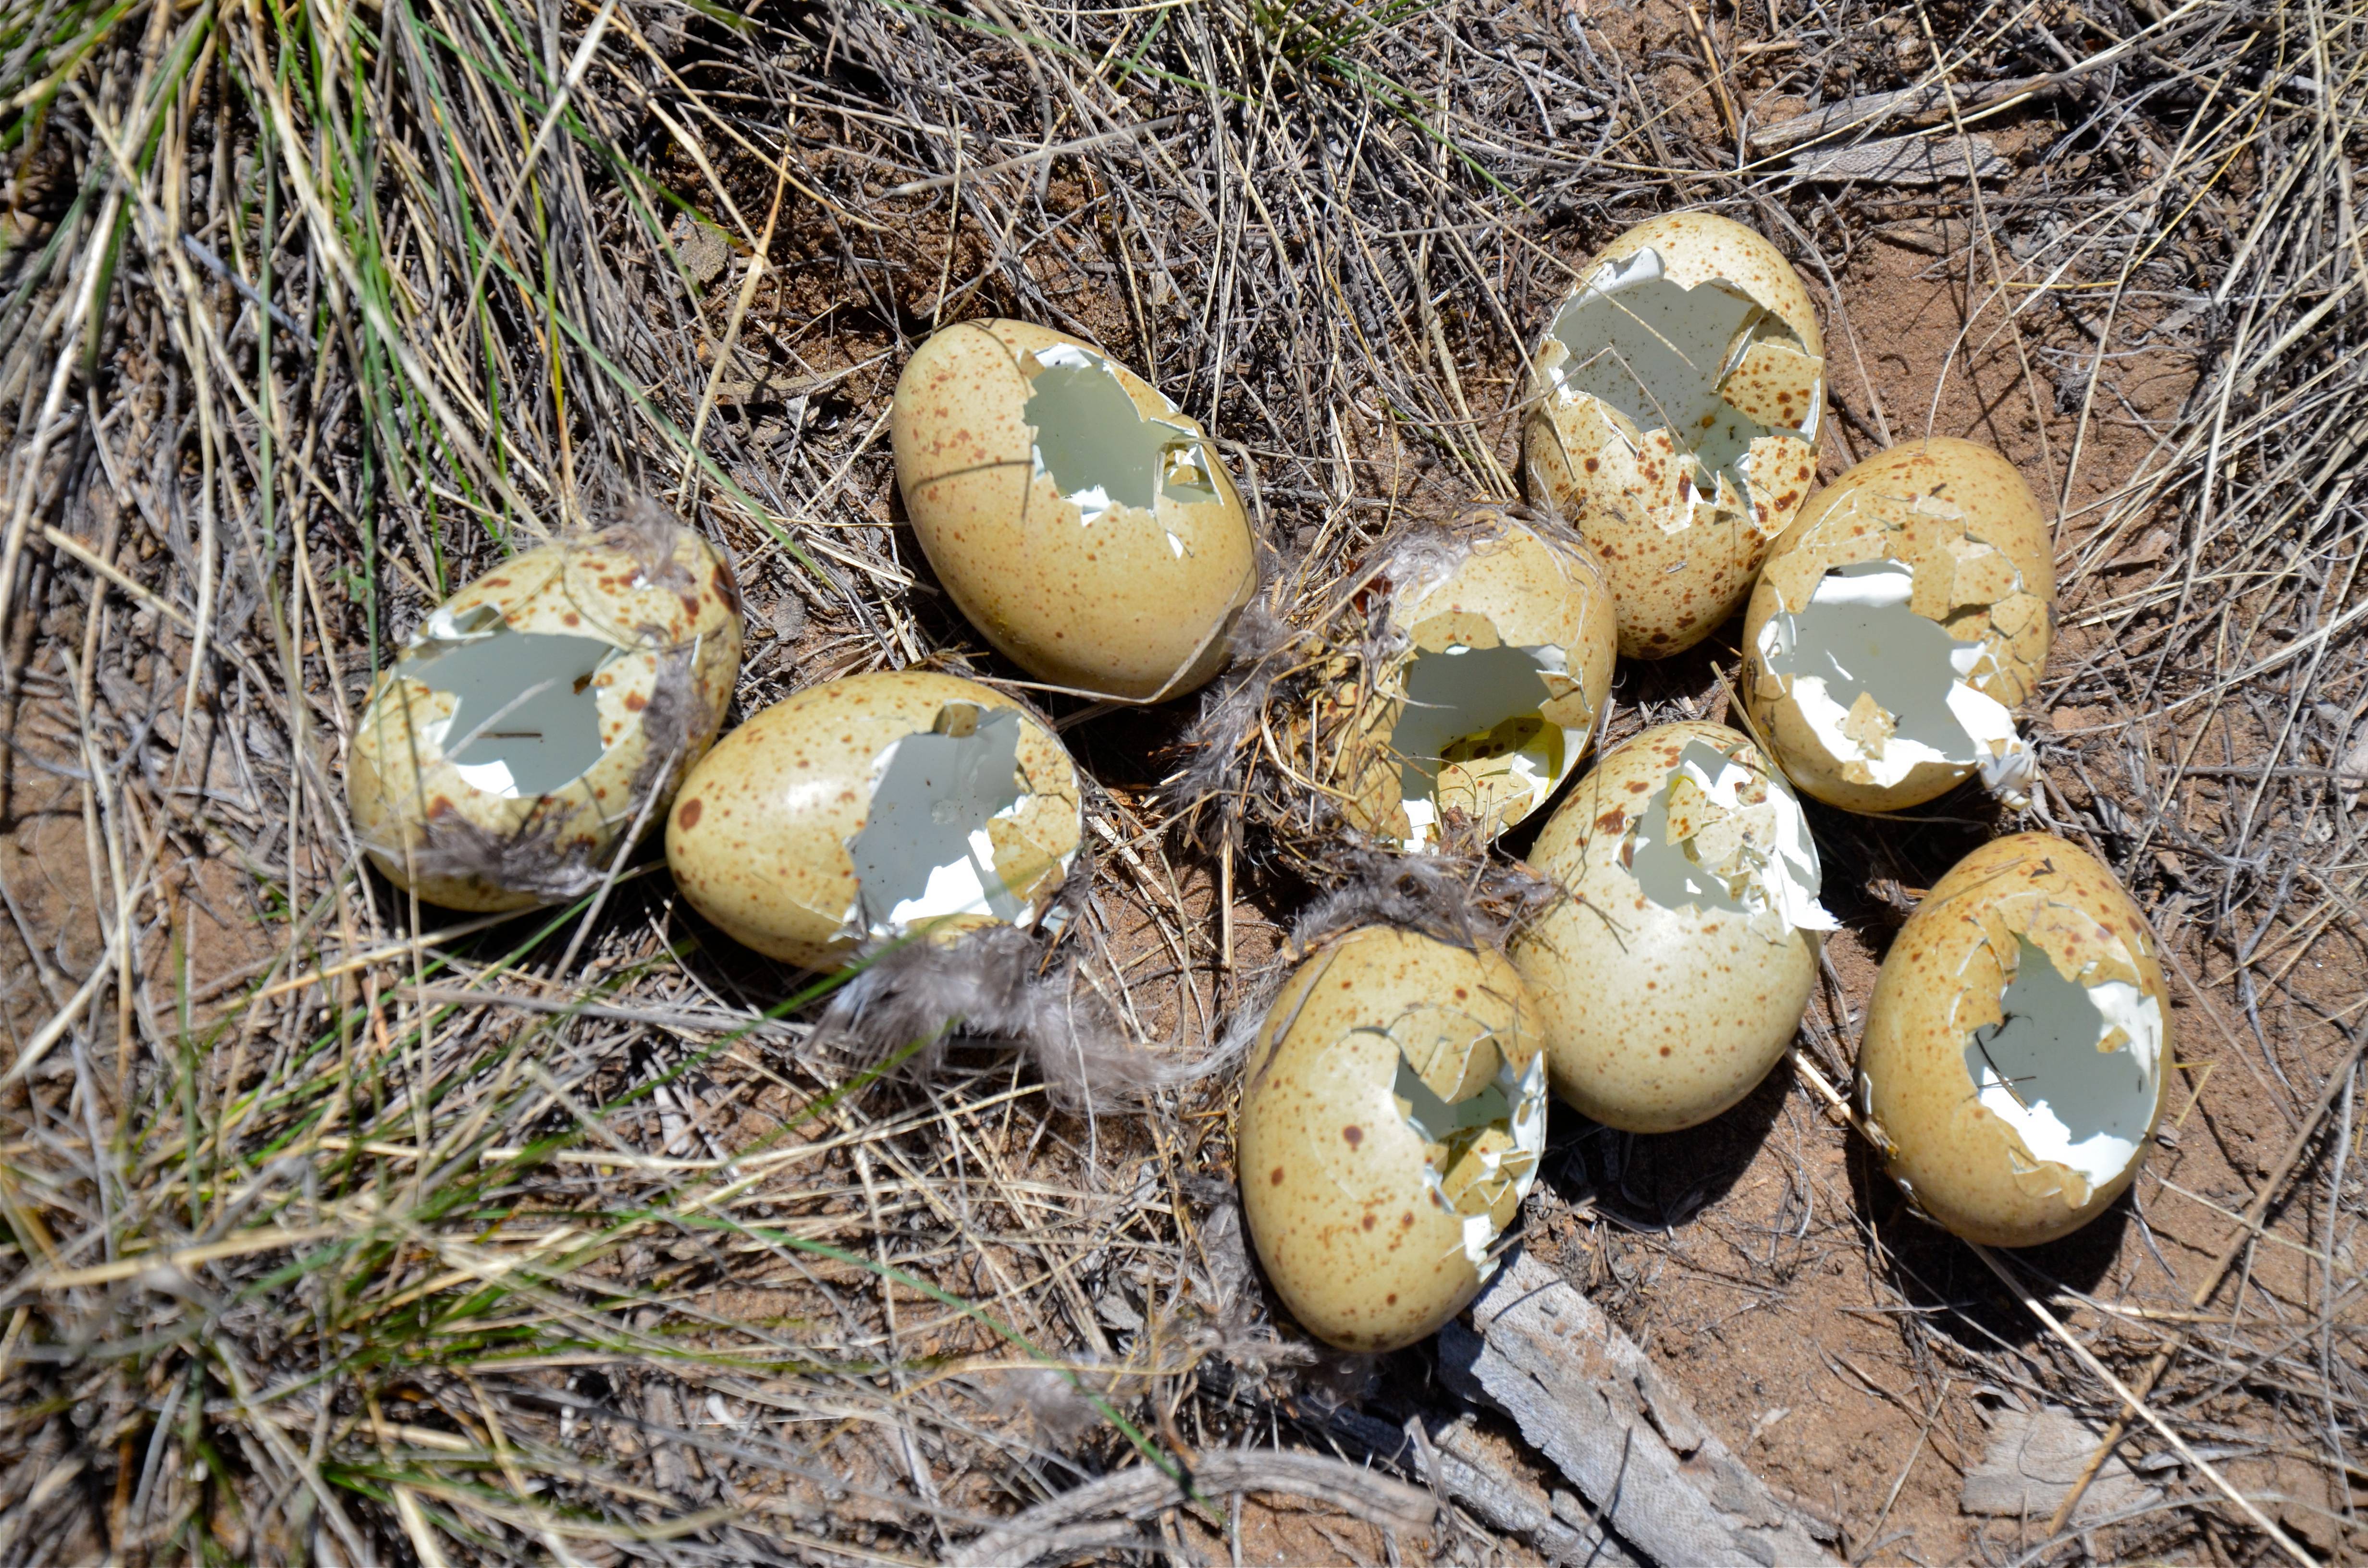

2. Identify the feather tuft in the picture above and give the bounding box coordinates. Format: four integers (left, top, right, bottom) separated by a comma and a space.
813, 925, 1243, 1113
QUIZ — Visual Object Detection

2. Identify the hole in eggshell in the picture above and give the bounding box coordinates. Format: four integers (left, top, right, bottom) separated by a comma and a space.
1622, 738, 1836, 942
1387, 640, 1570, 848
1356, 1003, 1547, 1268
1963, 935, 2162, 1192
1754, 559, 2028, 788
399, 607, 621, 799
1540, 246, 1818, 523
1022, 344, 1214, 543
845, 703, 1073, 938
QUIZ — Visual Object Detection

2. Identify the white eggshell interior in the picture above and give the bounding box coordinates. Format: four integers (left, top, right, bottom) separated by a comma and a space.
398, 603, 621, 800
1623, 738, 1838, 942
1754, 558, 2029, 788
1962, 935, 2165, 1191
1024, 343, 1210, 553
844, 701, 1075, 941
1540, 245, 1819, 529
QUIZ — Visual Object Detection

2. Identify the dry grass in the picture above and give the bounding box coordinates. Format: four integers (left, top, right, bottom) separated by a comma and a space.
0, 0, 2362, 1563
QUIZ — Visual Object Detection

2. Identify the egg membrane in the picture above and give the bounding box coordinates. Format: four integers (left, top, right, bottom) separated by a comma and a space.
1539, 246, 1819, 531
1024, 343, 1212, 548
847, 702, 1073, 937
397, 603, 621, 799
1964, 934, 2162, 1193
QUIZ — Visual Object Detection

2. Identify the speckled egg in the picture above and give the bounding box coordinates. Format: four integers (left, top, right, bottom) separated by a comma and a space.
1743, 438, 2054, 814
1511, 722, 1834, 1132
1325, 507, 1620, 850
1858, 834, 2169, 1247
1238, 925, 1548, 1350
347, 512, 742, 912
891, 320, 1258, 703
664, 670, 1082, 971
1523, 212, 1824, 657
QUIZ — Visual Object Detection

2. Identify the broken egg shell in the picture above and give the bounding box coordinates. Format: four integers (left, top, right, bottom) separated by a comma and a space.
663, 670, 1082, 971
346, 522, 743, 912
1858, 833, 2169, 1247
1511, 722, 1827, 1133
890, 319, 1258, 703
1609, 212, 1825, 344
1238, 925, 1548, 1351
1333, 510, 1620, 849
1743, 438, 2054, 814
1522, 212, 1825, 659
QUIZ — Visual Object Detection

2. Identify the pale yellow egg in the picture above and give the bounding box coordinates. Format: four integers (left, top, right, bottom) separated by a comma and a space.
346, 514, 741, 911
1524, 212, 1824, 657
665, 670, 1081, 971
1858, 833, 2169, 1248
892, 320, 1257, 702
1238, 926, 1548, 1351
1512, 722, 1832, 1132
1743, 437, 2053, 813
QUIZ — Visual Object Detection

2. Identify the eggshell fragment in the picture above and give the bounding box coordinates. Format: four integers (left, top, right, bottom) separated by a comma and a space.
1523, 213, 1824, 657
1743, 438, 2054, 813
891, 320, 1258, 702
1320, 509, 1619, 850
1857, 833, 2169, 1247
347, 514, 742, 912
1511, 722, 1834, 1132
665, 670, 1081, 971
1238, 926, 1548, 1351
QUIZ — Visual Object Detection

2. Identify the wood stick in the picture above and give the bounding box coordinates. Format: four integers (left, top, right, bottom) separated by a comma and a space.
1442, 1250, 1841, 1568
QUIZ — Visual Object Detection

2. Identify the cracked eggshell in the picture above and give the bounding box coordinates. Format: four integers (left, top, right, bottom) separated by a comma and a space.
1858, 833, 2169, 1247
347, 520, 742, 912
1511, 722, 1832, 1133
1238, 926, 1548, 1351
1333, 509, 1620, 848
1744, 438, 2054, 813
664, 670, 1081, 971
891, 319, 1258, 703
1522, 213, 1824, 658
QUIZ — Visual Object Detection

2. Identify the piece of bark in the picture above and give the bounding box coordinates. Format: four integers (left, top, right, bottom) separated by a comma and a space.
1438, 1250, 1841, 1568
1961, 1406, 2161, 1526
1314, 1404, 1647, 1567
1751, 75, 2054, 151
948, 1449, 1436, 1566
1792, 132, 2007, 186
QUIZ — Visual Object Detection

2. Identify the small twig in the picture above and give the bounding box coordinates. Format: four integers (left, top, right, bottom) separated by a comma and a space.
885, 114, 1187, 196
